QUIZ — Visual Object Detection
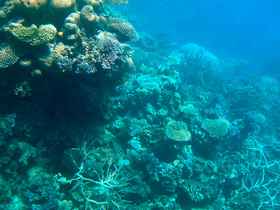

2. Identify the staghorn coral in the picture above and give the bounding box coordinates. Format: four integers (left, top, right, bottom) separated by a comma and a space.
165, 120, 191, 142
0, 43, 20, 68
201, 117, 230, 138
7, 23, 57, 46
107, 17, 139, 42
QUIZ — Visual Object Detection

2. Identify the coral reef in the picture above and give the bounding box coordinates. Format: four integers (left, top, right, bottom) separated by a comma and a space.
0, 0, 279, 209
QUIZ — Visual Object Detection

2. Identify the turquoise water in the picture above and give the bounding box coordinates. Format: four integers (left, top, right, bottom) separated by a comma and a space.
0, 1, 279, 209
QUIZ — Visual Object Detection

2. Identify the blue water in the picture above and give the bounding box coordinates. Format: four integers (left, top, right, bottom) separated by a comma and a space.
126, 0, 280, 73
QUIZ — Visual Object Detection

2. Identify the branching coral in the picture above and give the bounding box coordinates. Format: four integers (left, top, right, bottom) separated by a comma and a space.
63, 138, 134, 209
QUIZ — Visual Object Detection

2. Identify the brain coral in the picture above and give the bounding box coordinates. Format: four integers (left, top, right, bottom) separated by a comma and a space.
166, 120, 191, 142
7, 24, 57, 46
201, 118, 230, 138
0, 43, 20, 68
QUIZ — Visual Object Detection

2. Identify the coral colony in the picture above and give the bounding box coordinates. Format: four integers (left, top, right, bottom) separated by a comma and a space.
0, 0, 279, 209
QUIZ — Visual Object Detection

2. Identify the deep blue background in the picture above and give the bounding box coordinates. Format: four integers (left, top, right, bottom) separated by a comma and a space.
122, 0, 280, 73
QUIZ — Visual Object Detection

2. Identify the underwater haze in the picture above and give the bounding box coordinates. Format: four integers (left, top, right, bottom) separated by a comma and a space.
0, 0, 280, 209
127, 0, 280, 73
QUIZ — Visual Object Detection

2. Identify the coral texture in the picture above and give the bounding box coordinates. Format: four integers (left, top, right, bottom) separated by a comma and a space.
0, 43, 20, 68
7, 24, 57, 46
166, 120, 191, 141
201, 118, 230, 137
107, 17, 139, 42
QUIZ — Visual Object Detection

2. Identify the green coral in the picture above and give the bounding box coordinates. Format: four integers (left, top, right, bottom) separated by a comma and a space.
7, 24, 57, 46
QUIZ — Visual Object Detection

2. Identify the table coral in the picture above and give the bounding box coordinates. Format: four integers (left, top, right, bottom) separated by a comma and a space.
201, 117, 230, 138
107, 17, 139, 42
7, 23, 57, 46
165, 120, 191, 142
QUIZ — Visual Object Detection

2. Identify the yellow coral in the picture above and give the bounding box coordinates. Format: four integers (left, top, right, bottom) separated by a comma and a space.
165, 120, 191, 142
201, 118, 230, 138
7, 24, 57, 46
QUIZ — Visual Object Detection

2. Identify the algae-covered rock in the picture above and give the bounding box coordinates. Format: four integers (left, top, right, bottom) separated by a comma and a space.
7, 24, 57, 46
